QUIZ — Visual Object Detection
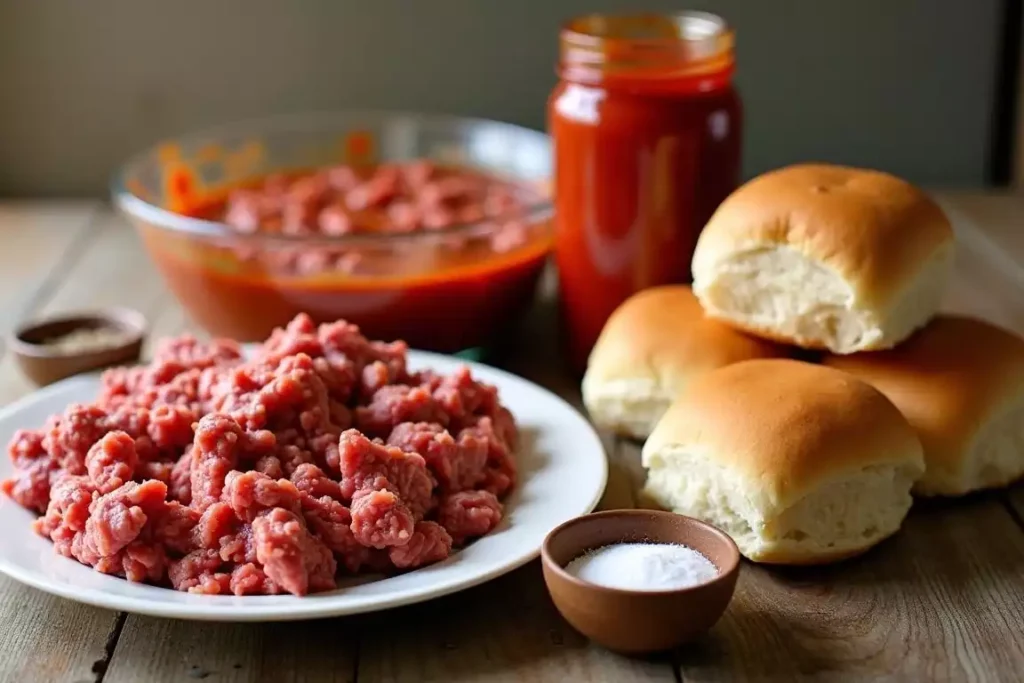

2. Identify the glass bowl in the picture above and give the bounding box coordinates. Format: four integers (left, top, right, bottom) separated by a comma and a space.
112, 112, 553, 354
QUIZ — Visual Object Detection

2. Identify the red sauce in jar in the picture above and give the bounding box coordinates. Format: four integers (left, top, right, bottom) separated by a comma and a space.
549, 12, 742, 373
139, 161, 551, 352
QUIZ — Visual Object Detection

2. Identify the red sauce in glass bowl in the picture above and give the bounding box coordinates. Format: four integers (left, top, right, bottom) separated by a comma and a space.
136, 160, 552, 352
549, 12, 743, 373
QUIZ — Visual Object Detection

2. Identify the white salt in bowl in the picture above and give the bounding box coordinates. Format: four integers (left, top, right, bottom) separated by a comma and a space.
540, 509, 741, 654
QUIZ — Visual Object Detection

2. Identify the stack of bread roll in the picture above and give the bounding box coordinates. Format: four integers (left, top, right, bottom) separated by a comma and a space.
582, 164, 1024, 565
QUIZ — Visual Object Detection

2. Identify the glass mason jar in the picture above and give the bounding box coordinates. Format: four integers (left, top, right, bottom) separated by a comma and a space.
549, 12, 743, 373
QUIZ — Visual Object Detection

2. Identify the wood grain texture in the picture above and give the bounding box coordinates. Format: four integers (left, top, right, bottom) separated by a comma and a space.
27, 211, 167, 318
2, 197, 1024, 682
355, 563, 676, 683
678, 499, 1024, 682
597, 437, 638, 512
0, 212, 170, 403
104, 617, 358, 683
0, 592, 122, 683
0, 200, 98, 338
0, 203, 123, 683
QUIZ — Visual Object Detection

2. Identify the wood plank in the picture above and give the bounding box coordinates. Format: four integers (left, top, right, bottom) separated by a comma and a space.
0, 202, 127, 683
5, 196, 1024, 683
356, 563, 675, 683
0, 208, 181, 683
0, 200, 98, 337
677, 499, 1024, 682
943, 193, 1024, 269
0, 210, 169, 403
0, 598, 123, 683
30, 211, 166, 317
942, 225, 1024, 336
597, 437, 637, 512
103, 617, 357, 683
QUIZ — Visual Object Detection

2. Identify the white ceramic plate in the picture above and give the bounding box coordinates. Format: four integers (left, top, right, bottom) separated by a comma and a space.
0, 351, 607, 621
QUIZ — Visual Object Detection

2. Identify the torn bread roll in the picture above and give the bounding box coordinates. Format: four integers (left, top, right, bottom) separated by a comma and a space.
582, 286, 790, 439
692, 164, 955, 354
824, 315, 1024, 496
642, 359, 924, 564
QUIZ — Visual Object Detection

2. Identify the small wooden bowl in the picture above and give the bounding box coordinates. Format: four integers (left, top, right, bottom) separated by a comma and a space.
541, 510, 740, 654
9, 308, 147, 387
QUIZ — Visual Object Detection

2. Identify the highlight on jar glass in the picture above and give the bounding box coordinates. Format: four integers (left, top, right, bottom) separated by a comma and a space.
549, 12, 743, 373
112, 112, 554, 355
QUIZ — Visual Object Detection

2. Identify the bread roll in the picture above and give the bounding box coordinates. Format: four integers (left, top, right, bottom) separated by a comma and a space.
824, 315, 1024, 496
642, 359, 924, 564
692, 164, 955, 354
582, 286, 789, 439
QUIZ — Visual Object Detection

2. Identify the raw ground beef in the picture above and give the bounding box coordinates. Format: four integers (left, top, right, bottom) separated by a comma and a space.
2, 313, 514, 596
215, 160, 531, 267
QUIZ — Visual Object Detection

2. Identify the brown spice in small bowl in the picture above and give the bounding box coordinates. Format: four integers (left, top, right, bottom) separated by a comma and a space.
37, 326, 132, 355
9, 308, 147, 386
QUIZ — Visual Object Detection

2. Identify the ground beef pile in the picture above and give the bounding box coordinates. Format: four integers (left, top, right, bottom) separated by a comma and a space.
213, 160, 532, 277
223, 160, 525, 239
2, 314, 516, 596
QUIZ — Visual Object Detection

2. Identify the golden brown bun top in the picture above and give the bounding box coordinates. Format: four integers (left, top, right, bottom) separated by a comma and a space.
585, 285, 790, 387
692, 164, 955, 306
824, 315, 1024, 468
645, 359, 923, 506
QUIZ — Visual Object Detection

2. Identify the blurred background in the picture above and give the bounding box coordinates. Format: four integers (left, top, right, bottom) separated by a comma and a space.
0, 0, 1019, 196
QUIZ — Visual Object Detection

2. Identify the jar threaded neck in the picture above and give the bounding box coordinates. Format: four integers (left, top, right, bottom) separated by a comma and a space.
558, 12, 735, 92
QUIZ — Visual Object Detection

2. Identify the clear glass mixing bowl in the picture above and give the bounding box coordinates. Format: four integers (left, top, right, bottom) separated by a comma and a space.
112, 112, 553, 354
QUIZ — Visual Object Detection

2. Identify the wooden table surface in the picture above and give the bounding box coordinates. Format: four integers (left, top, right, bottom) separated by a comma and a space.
1, 194, 1023, 683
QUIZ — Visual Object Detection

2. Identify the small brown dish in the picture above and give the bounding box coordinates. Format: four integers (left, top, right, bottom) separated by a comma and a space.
9, 308, 147, 387
541, 509, 740, 655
